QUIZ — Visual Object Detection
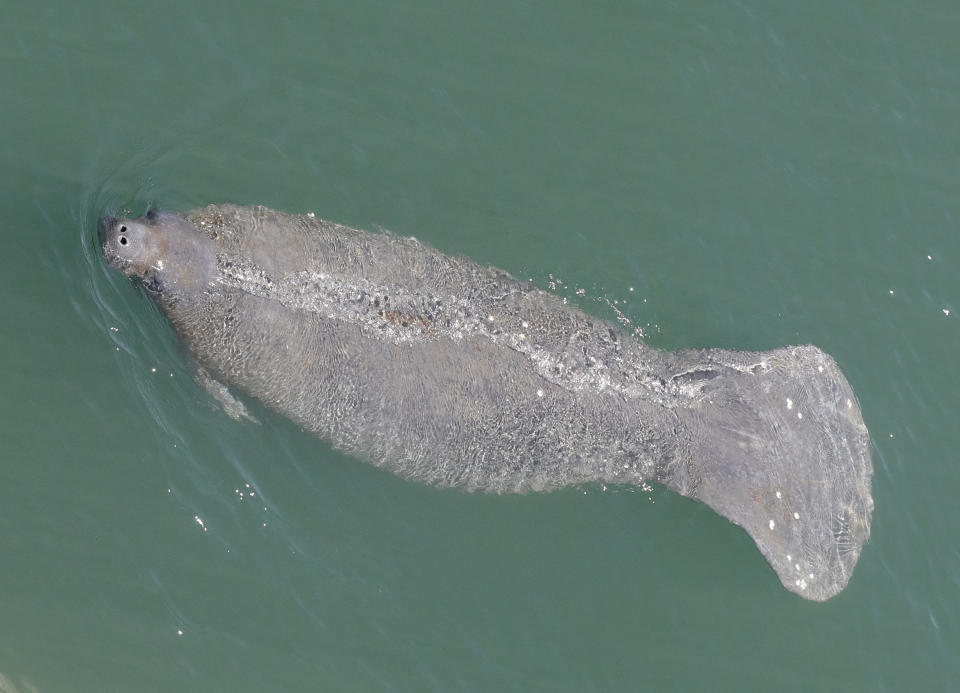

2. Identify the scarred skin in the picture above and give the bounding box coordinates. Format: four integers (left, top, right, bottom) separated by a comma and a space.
101, 204, 873, 601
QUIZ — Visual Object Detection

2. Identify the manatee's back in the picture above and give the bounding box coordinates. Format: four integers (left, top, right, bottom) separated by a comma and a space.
173, 205, 674, 492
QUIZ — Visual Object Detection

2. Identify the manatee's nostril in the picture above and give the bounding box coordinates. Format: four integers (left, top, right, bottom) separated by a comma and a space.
120, 225, 127, 233
119, 236, 128, 246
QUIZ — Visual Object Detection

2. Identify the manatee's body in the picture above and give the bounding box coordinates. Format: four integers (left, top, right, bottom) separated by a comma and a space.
101, 204, 873, 600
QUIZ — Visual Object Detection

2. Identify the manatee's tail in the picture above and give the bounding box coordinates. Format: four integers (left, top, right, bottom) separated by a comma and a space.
658, 345, 873, 601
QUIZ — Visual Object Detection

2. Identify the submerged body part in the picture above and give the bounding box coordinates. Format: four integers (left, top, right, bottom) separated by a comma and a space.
100, 204, 873, 601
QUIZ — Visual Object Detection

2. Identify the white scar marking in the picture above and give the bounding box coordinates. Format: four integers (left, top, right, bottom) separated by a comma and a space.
769, 520, 776, 530
786, 398, 793, 410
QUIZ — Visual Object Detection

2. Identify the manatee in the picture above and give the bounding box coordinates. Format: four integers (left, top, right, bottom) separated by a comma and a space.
100, 204, 873, 601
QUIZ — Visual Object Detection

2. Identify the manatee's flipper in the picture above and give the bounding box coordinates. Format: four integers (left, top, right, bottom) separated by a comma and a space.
661, 345, 873, 601
195, 367, 260, 424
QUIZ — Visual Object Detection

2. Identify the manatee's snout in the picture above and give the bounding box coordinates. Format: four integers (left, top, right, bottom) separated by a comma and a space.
98, 215, 117, 243
97, 216, 123, 269
100, 214, 152, 274
99, 209, 217, 295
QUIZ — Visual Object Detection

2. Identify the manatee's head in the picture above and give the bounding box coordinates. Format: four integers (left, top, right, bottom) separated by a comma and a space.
100, 209, 217, 296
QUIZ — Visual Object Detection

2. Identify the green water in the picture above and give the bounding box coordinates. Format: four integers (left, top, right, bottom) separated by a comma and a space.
1, 0, 958, 690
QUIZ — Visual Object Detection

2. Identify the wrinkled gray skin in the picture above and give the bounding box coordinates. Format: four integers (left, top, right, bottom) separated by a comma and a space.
100, 205, 873, 601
